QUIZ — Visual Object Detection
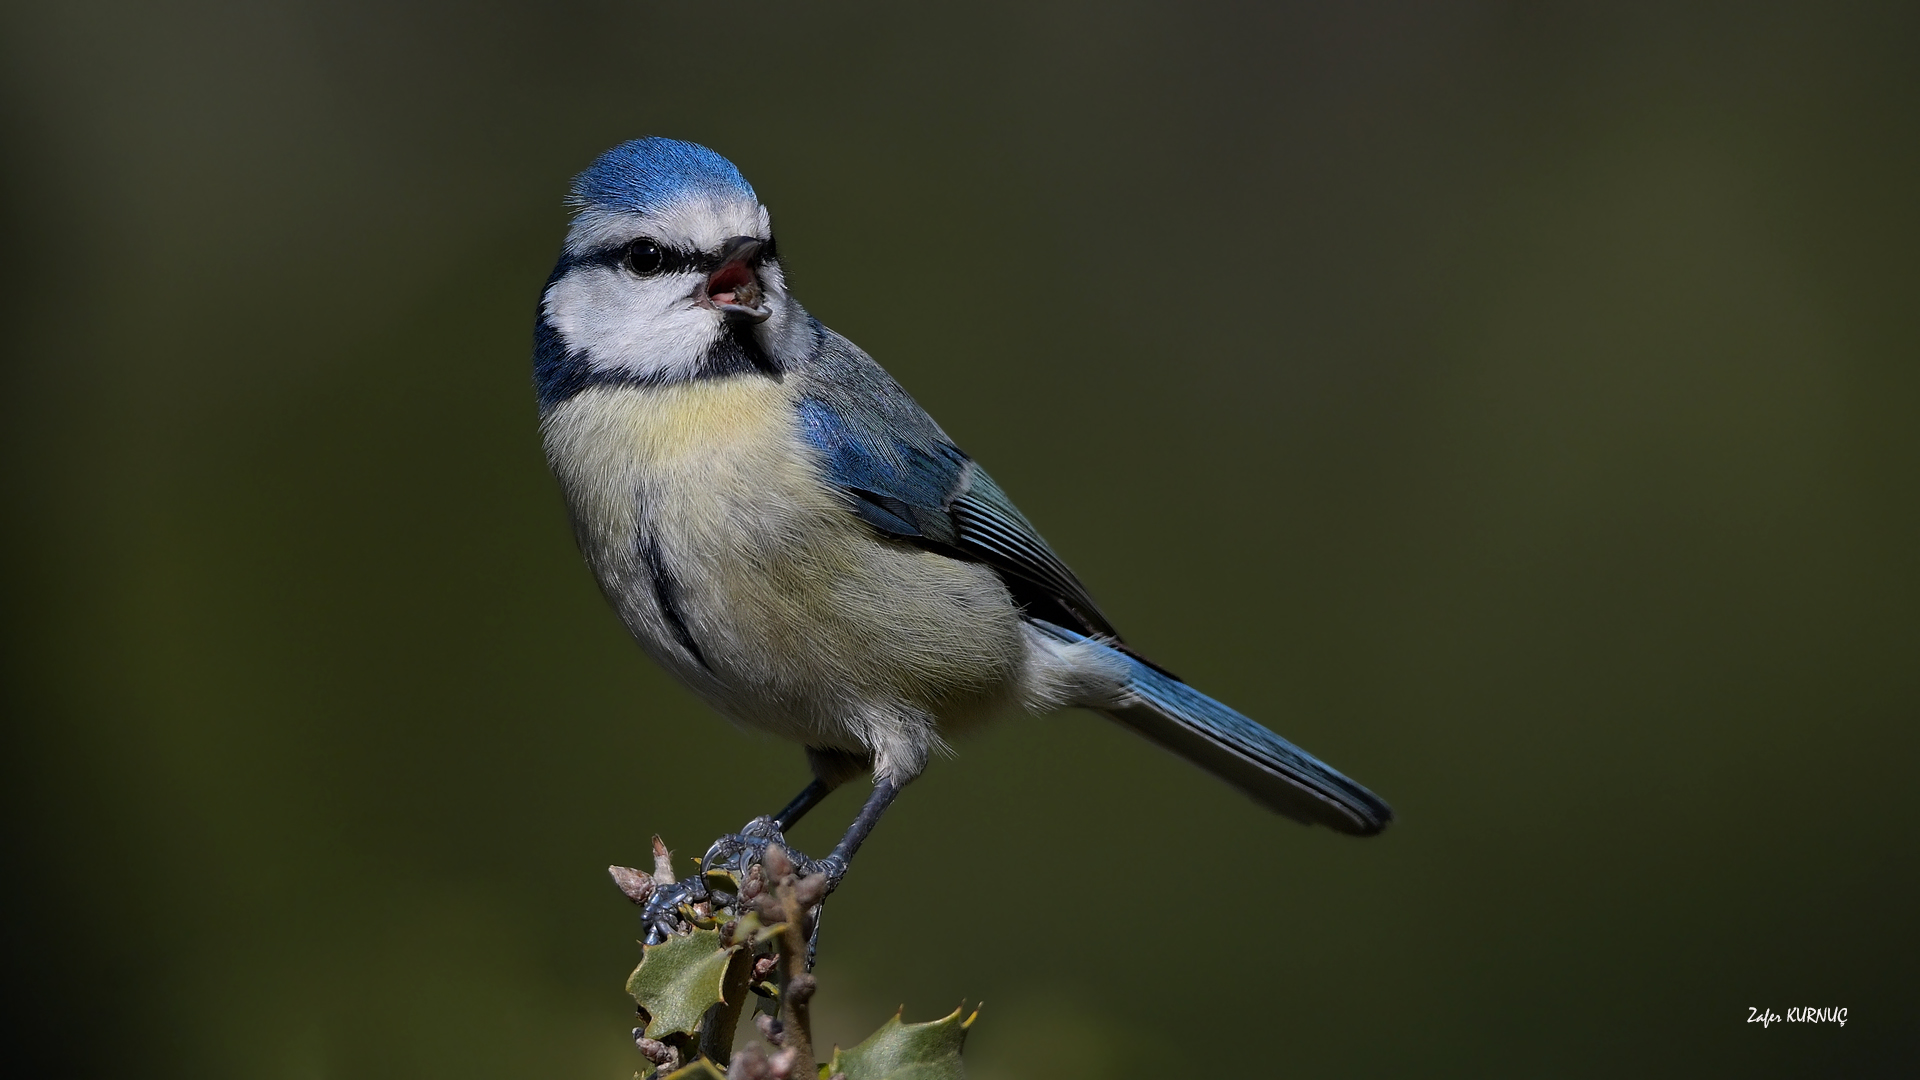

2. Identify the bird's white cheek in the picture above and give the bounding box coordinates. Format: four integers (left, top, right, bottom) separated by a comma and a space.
545, 268, 720, 383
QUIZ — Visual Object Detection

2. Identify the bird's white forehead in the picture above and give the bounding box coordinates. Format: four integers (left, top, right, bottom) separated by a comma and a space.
565, 195, 771, 258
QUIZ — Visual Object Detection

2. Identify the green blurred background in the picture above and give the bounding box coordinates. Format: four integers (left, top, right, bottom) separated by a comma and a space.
3, 2, 1915, 1076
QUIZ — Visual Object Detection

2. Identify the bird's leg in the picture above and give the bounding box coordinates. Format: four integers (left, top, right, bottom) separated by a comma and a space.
808, 776, 899, 888
641, 775, 903, 948
638, 780, 834, 945
800, 777, 900, 969
776, 778, 835, 831
710, 775, 900, 888
698, 778, 834, 878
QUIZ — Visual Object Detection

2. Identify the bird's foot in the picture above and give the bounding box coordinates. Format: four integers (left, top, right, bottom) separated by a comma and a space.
702, 821, 843, 972
634, 819, 846, 944
699, 817, 843, 896
638, 874, 711, 945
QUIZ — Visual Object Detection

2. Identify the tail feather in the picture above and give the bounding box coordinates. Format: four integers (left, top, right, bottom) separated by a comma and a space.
1034, 621, 1393, 836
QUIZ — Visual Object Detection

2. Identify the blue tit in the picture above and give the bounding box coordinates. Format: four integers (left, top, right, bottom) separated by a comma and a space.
534, 138, 1391, 941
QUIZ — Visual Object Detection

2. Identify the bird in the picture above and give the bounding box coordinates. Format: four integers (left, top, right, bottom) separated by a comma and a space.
533, 137, 1392, 943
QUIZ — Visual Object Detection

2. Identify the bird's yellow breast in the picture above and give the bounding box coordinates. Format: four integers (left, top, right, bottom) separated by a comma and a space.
541, 376, 822, 569
608, 375, 793, 465
541, 375, 1026, 748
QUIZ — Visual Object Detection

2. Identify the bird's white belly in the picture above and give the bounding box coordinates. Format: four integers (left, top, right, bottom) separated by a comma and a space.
541, 379, 1028, 763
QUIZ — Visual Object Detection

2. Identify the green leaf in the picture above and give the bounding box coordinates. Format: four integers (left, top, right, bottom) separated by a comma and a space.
825, 1005, 978, 1080
626, 929, 739, 1040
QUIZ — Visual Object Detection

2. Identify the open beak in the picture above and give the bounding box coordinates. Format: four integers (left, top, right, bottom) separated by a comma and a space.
702, 235, 771, 324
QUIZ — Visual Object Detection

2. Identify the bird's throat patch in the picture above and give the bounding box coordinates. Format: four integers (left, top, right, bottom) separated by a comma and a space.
541, 376, 808, 547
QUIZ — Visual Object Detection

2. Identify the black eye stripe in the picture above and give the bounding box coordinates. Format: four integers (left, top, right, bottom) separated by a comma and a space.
583, 237, 780, 277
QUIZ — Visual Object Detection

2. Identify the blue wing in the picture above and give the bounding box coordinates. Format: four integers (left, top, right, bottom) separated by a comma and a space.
792, 324, 1393, 833
795, 330, 1118, 640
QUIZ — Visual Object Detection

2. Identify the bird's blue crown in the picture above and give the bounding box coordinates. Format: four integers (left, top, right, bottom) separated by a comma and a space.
569, 138, 756, 215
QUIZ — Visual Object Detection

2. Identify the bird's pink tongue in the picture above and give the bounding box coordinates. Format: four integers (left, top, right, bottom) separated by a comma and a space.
707, 262, 755, 305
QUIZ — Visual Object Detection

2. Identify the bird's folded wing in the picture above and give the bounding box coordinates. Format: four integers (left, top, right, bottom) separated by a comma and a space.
795, 390, 1118, 640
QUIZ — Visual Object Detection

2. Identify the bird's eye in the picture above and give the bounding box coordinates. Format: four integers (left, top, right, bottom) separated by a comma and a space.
624, 239, 664, 276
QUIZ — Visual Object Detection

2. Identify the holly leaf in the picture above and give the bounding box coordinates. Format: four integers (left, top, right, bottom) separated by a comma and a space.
626, 928, 739, 1040
824, 1004, 978, 1080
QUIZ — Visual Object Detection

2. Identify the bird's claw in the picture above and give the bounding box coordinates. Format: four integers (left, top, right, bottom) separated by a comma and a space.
637, 818, 846, 944
699, 816, 789, 877
701, 818, 843, 895
809, 854, 847, 889
639, 876, 709, 945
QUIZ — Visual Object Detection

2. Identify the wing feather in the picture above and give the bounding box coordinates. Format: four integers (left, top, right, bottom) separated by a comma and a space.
793, 343, 1114, 638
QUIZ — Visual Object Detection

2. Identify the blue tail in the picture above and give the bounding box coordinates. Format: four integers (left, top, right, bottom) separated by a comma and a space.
1034, 621, 1393, 836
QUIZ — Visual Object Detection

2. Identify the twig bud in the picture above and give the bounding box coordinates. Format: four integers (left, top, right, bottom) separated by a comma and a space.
650, 836, 676, 886
633, 1032, 676, 1068
763, 844, 794, 883
609, 865, 654, 905
727, 1042, 772, 1079
791, 872, 827, 908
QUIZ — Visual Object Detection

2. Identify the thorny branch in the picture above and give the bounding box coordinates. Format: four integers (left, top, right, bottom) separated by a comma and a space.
610, 835, 971, 1079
